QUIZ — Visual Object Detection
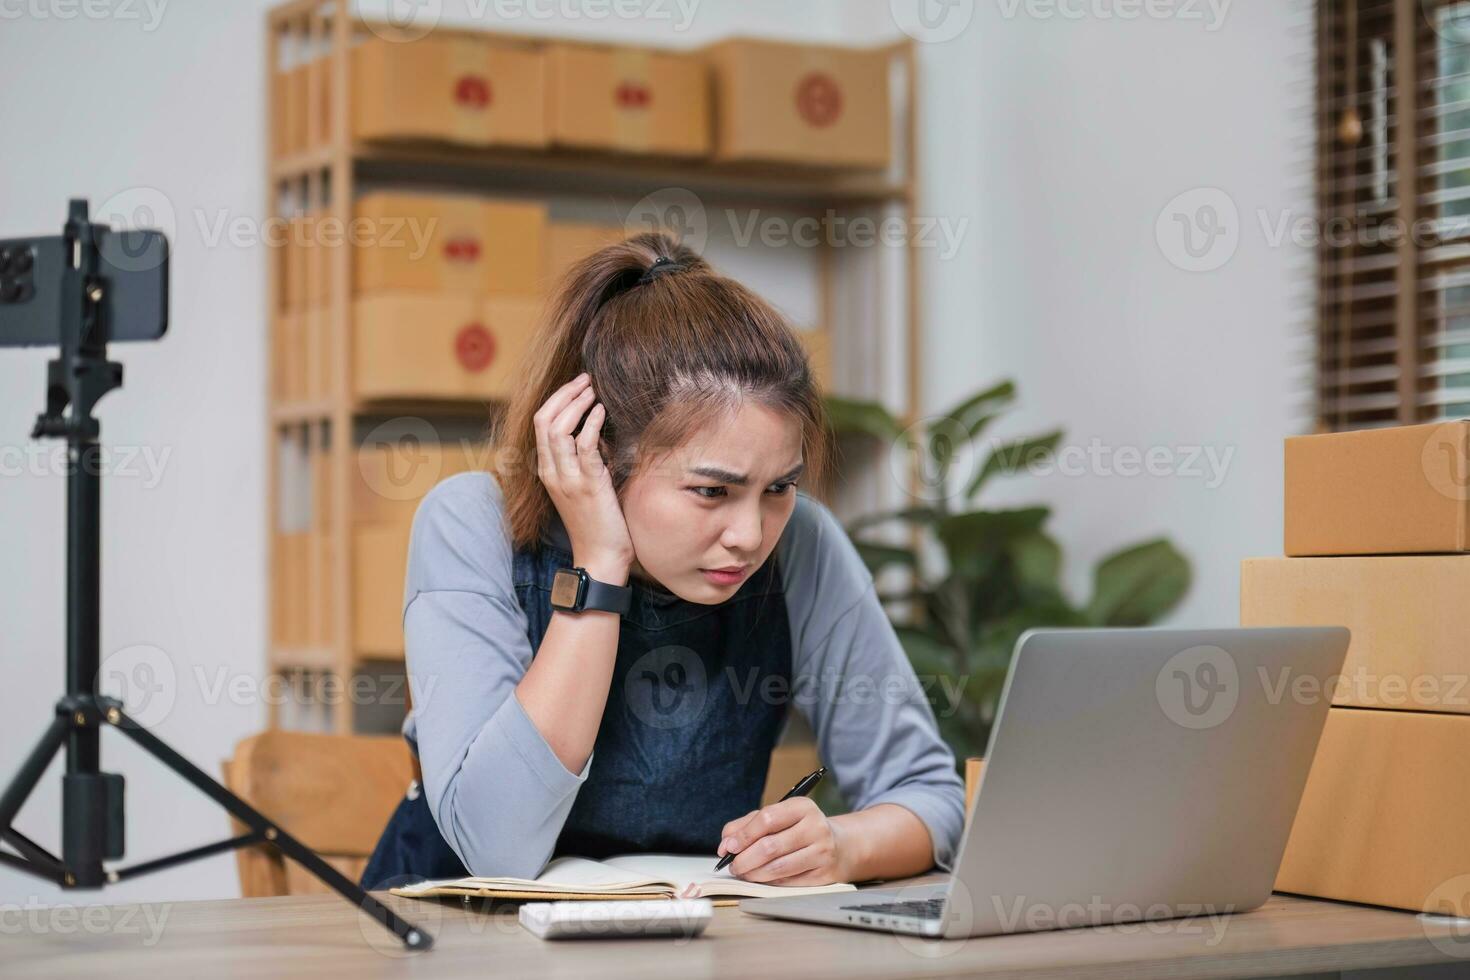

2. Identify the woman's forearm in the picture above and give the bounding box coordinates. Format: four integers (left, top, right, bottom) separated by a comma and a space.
831, 803, 937, 882
513, 552, 630, 774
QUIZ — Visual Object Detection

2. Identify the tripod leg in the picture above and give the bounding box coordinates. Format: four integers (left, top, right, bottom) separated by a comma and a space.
106, 707, 432, 951
0, 714, 69, 834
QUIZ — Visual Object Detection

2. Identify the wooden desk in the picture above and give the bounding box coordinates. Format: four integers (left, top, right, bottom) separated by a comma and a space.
7, 883, 1470, 979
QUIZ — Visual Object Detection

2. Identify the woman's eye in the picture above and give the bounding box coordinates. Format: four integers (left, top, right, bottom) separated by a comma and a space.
766, 481, 798, 495
690, 486, 726, 499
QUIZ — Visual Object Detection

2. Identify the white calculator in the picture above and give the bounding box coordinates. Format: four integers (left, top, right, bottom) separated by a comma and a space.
518, 899, 713, 940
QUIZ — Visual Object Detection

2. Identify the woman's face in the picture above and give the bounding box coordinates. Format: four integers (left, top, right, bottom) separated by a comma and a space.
619, 400, 805, 604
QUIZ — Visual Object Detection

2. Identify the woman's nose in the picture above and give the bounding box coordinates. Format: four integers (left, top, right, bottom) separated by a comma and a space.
720, 503, 763, 553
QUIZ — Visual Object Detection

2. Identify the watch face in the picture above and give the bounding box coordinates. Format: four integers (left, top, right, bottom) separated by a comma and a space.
550, 569, 583, 609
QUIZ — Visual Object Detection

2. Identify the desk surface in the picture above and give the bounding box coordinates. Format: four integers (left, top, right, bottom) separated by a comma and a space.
7, 882, 1470, 979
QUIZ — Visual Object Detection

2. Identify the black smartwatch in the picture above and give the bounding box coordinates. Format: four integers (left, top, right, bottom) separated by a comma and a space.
549, 566, 632, 615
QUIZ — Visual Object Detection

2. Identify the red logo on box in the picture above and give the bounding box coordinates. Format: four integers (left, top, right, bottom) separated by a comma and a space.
453, 75, 492, 109
794, 72, 842, 127
455, 323, 496, 372
443, 238, 482, 262
615, 81, 652, 109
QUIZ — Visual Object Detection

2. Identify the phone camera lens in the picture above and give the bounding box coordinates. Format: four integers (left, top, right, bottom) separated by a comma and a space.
1, 279, 22, 303
13, 249, 32, 274
0, 249, 11, 275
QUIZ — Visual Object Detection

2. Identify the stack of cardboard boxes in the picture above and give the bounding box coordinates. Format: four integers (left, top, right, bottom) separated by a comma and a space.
1241, 420, 1470, 916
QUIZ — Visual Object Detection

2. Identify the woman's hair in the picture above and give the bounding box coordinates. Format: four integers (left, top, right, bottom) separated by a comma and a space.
493, 230, 830, 551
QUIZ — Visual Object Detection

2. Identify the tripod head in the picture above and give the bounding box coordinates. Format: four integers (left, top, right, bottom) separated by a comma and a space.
0, 199, 169, 443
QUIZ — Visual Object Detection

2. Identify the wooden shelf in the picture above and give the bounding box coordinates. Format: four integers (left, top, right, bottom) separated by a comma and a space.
272, 139, 909, 207
264, 0, 923, 735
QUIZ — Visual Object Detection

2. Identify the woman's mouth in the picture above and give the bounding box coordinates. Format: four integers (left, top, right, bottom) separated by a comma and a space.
700, 565, 749, 586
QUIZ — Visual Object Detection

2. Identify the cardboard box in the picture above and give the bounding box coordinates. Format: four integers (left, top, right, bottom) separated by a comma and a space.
353, 293, 541, 402
354, 442, 486, 526
542, 221, 626, 289
1277, 707, 1470, 916
1241, 555, 1470, 714
703, 38, 891, 169
547, 43, 709, 157
1285, 420, 1470, 555
353, 522, 412, 658
354, 193, 546, 297
352, 34, 547, 148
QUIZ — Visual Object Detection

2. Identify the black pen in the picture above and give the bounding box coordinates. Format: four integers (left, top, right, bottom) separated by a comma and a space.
714, 766, 826, 872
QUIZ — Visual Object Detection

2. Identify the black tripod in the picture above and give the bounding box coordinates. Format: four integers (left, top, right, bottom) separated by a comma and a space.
0, 200, 432, 950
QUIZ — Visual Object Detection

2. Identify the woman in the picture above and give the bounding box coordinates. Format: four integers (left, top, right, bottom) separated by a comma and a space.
362, 232, 964, 890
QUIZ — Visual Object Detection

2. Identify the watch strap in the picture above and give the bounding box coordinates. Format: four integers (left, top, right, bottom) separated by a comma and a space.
581, 572, 632, 615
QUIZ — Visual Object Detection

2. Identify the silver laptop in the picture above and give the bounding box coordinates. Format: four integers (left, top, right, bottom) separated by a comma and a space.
742, 626, 1349, 939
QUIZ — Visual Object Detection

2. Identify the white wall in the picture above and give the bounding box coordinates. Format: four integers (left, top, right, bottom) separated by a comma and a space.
0, 0, 1308, 904
843, 0, 1312, 627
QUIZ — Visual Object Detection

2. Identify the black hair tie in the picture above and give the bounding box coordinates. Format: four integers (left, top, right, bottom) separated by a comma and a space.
637, 255, 681, 285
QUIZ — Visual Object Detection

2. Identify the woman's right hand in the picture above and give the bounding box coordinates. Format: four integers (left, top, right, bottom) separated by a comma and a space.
533, 372, 634, 583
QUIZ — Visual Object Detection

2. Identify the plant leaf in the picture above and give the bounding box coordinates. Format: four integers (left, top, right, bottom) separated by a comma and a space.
937, 379, 1016, 436
852, 541, 917, 576
935, 508, 1051, 579
824, 396, 907, 443
1085, 538, 1192, 626
1008, 530, 1063, 596
846, 506, 943, 535
966, 430, 1064, 500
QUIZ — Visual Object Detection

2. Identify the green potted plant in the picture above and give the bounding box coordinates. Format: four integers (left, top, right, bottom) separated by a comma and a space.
824, 379, 1192, 762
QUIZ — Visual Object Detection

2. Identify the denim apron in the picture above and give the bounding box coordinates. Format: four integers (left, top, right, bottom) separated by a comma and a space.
361, 537, 792, 889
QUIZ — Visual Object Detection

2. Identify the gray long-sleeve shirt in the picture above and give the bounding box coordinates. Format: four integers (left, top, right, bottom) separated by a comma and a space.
400, 471, 965, 879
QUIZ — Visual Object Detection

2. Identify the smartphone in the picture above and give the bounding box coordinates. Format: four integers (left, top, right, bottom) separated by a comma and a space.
0, 228, 169, 347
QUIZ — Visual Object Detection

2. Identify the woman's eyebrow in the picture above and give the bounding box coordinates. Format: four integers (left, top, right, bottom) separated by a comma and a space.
688, 461, 806, 486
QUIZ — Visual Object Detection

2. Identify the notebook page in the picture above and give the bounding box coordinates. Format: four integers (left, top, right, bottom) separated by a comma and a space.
601, 854, 856, 898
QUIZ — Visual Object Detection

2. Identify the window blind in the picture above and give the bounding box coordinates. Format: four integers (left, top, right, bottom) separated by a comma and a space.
1318, 0, 1470, 428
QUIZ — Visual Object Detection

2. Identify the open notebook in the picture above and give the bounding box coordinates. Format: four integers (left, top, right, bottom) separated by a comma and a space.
388, 854, 857, 903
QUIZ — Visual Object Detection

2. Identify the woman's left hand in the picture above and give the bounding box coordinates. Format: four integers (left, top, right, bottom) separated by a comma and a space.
716, 798, 851, 885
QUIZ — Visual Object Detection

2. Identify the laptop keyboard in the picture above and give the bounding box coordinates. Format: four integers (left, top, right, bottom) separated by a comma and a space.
838, 898, 946, 920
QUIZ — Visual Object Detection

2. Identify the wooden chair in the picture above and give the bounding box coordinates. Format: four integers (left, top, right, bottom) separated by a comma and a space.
224, 733, 826, 897
223, 732, 412, 897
